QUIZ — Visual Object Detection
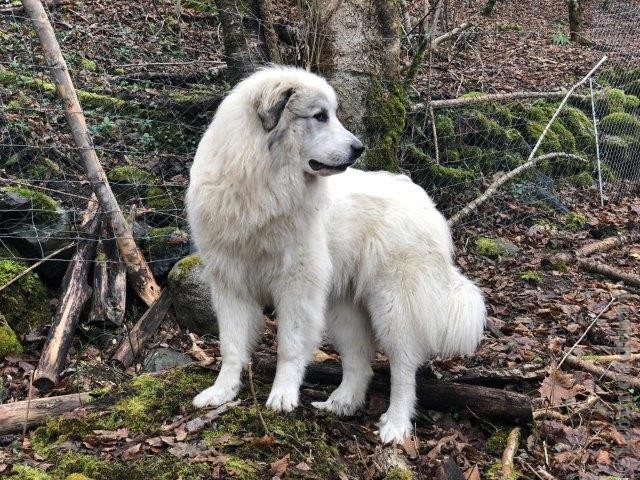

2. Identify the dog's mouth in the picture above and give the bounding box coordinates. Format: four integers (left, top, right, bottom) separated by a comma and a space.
309, 159, 353, 172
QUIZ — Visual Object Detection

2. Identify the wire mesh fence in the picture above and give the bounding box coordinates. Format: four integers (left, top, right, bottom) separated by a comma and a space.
0, 0, 639, 279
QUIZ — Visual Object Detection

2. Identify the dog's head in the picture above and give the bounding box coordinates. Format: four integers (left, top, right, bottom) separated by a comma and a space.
244, 67, 364, 176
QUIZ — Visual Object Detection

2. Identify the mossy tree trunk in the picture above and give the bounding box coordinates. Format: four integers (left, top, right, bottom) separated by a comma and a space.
568, 0, 582, 42
314, 0, 405, 171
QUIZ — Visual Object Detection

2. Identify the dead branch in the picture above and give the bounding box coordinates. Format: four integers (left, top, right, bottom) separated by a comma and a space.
32, 204, 101, 393
111, 289, 173, 368
253, 354, 533, 423
563, 354, 640, 390
501, 427, 521, 479
21, 0, 161, 307
412, 90, 578, 111
0, 392, 92, 435
448, 152, 588, 227
575, 232, 640, 257
88, 223, 126, 327
579, 353, 640, 363
577, 258, 640, 287
111, 66, 226, 86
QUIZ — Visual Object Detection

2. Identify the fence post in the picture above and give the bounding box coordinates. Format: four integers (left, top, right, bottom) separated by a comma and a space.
589, 77, 605, 207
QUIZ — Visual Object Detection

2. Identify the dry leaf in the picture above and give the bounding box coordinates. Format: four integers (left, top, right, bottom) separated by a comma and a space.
270, 454, 290, 477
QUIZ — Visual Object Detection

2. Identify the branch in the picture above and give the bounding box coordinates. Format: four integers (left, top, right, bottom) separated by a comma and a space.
575, 233, 640, 257
577, 258, 640, 287
448, 152, 588, 227
563, 354, 640, 390
501, 427, 521, 479
412, 90, 580, 112
21, 0, 162, 306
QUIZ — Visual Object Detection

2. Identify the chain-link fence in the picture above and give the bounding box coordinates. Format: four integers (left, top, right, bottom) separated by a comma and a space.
1, 0, 639, 276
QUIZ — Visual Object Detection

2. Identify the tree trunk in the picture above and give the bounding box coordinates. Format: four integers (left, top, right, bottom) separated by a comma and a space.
568, 0, 582, 42
214, 0, 269, 83
314, 0, 404, 171
482, 0, 498, 16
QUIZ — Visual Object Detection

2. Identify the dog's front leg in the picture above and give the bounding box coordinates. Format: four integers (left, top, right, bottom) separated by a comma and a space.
193, 287, 263, 408
267, 266, 327, 412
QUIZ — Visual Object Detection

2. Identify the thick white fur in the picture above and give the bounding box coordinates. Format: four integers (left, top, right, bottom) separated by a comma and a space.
186, 66, 486, 443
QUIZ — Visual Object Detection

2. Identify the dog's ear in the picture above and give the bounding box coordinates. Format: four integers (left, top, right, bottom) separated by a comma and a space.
257, 86, 295, 131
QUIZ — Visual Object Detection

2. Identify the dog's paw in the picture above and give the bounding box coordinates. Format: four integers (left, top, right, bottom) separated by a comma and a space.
377, 412, 411, 444
193, 383, 239, 409
266, 387, 299, 412
311, 386, 363, 416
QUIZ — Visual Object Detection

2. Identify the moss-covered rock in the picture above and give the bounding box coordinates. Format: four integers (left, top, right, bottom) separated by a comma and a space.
625, 79, 640, 97
0, 259, 51, 334
143, 227, 192, 278
435, 115, 456, 139
66, 474, 93, 480
504, 128, 531, 156
624, 94, 640, 111
560, 106, 595, 152
474, 237, 519, 258
524, 121, 561, 154
564, 211, 587, 231
598, 87, 627, 114
567, 171, 594, 187
549, 121, 577, 153
167, 255, 217, 335
456, 110, 506, 147
7, 464, 52, 480
0, 320, 23, 358
1, 186, 59, 223
600, 112, 640, 136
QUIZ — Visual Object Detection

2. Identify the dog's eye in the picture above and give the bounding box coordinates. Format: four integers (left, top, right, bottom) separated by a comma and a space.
313, 111, 328, 123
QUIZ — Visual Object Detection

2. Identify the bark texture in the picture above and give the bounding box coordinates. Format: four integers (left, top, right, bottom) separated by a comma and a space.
315, 0, 403, 170
0, 393, 92, 434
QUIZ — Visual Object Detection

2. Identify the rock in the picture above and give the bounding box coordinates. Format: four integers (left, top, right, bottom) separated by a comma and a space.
167, 254, 217, 335
474, 236, 519, 259
141, 227, 193, 278
142, 347, 192, 373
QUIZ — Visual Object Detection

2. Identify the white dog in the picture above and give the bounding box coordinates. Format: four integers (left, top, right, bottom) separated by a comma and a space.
186, 66, 486, 443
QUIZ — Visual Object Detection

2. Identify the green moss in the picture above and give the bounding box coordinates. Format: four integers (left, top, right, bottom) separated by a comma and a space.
524, 121, 561, 154
80, 58, 98, 72
435, 115, 455, 139
461, 91, 484, 98
224, 457, 258, 480
108, 166, 152, 184
564, 212, 587, 231
0, 322, 23, 358
504, 128, 530, 155
168, 254, 201, 282
364, 83, 407, 171
485, 429, 510, 455
599, 87, 627, 114
457, 110, 505, 147
427, 163, 475, 187
145, 227, 187, 258
600, 112, 640, 136
487, 461, 521, 480
474, 237, 515, 258
26, 157, 63, 179
442, 148, 461, 164
560, 106, 595, 151
7, 465, 52, 480
2, 186, 59, 223
624, 94, 640, 111
527, 102, 557, 123
66, 475, 93, 480
385, 466, 414, 480
519, 269, 541, 284
626, 79, 640, 97
549, 122, 576, 153
0, 260, 51, 335
145, 186, 175, 211
568, 171, 594, 187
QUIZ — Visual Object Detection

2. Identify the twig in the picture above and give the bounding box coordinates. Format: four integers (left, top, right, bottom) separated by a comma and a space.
501, 427, 520, 479
579, 353, 640, 363
22, 370, 34, 441
577, 258, 640, 287
563, 354, 640, 390
429, 105, 440, 164
247, 362, 270, 437
575, 233, 640, 257
448, 152, 588, 226
557, 295, 614, 369
0, 242, 76, 294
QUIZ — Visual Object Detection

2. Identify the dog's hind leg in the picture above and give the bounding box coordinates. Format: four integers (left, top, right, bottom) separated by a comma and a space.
193, 288, 264, 408
312, 299, 374, 416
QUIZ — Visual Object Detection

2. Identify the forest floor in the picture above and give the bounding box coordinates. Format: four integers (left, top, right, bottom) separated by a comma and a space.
1, 0, 639, 479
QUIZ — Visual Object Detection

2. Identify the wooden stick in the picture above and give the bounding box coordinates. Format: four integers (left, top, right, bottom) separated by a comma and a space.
0, 392, 92, 435
33, 205, 101, 393
448, 152, 588, 226
21, 0, 161, 307
87, 223, 126, 327
577, 258, 640, 287
110, 289, 172, 368
253, 354, 533, 423
563, 354, 640, 390
412, 90, 581, 111
501, 427, 521, 479
575, 233, 640, 257
579, 353, 640, 363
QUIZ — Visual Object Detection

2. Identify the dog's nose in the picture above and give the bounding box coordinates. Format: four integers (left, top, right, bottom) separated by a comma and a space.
350, 142, 365, 161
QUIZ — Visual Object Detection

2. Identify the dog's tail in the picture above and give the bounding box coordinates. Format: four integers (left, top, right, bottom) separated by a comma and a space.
438, 269, 486, 358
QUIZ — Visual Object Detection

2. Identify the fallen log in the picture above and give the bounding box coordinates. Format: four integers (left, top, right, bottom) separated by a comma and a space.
21, 0, 161, 307
0, 392, 92, 435
576, 257, 640, 287
111, 288, 172, 368
575, 232, 640, 257
564, 354, 640, 390
253, 354, 533, 423
87, 224, 126, 327
33, 203, 101, 392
